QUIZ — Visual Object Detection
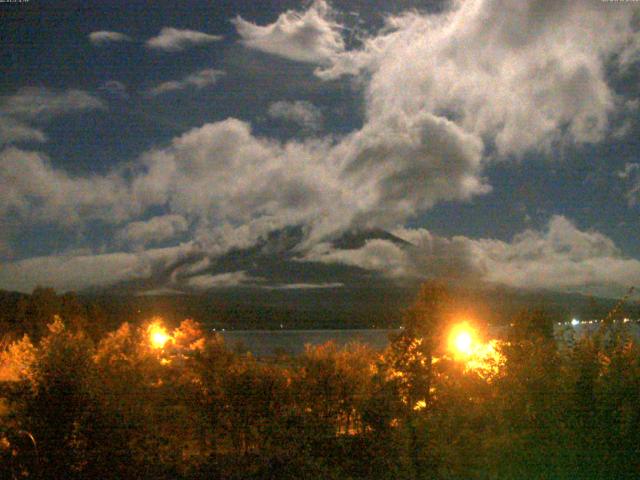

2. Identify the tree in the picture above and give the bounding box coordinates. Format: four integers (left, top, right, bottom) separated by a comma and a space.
15, 288, 59, 339
12, 318, 98, 479
509, 308, 554, 342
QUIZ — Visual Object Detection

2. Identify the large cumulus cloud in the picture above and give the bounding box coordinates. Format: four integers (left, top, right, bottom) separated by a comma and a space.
127, 110, 486, 250
318, 0, 639, 156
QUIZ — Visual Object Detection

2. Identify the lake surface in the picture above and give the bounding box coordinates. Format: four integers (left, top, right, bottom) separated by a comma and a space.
220, 322, 640, 357
220, 329, 400, 356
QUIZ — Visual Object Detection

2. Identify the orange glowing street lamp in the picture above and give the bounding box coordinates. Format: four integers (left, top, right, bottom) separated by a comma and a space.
148, 322, 170, 349
448, 322, 476, 358
446, 320, 504, 375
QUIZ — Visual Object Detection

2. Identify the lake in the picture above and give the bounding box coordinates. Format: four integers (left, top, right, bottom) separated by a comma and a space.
220, 321, 640, 357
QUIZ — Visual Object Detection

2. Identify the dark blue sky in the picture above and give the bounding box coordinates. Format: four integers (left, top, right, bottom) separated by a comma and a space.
1, 0, 639, 296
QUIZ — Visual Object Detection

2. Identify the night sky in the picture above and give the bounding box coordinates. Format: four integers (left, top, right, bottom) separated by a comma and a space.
1, 0, 639, 298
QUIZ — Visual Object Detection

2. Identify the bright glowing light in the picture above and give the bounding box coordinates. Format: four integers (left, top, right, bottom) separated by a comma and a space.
148, 322, 170, 349
571, 318, 580, 326
454, 331, 472, 355
447, 322, 505, 377
448, 322, 475, 358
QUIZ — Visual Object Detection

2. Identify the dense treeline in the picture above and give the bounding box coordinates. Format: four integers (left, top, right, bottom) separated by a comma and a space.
1, 283, 640, 479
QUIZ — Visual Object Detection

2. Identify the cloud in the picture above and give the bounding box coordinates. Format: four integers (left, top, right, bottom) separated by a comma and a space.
307, 216, 640, 297
4, 0, 640, 296
318, 0, 640, 157
89, 30, 131, 46
0, 107, 485, 274
0, 88, 103, 147
0, 238, 12, 259
130, 119, 333, 251
0, 117, 46, 146
1, 87, 104, 120
169, 257, 211, 284
129, 113, 486, 253
147, 69, 225, 96
136, 287, 185, 296
4, 211, 638, 296
186, 271, 260, 290
117, 214, 189, 247
470, 216, 640, 296
146, 27, 222, 51
305, 238, 416, 279
88, 31, 131, 45
0, 148, 133, 226
302, 229, 478, 280
0, 252, 146, 293
0, 251, 145, 293
100, 80, 128, 99
325, 111, 487, 238
233, 0, 344, 64
617, 162, 639, 180
268, 100, 323, 131
262, 282, 344, 290
618, 162, 640, 206
0, 243, 196, 293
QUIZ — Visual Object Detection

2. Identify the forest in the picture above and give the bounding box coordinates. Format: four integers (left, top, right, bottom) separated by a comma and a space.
1, 283, 639, 479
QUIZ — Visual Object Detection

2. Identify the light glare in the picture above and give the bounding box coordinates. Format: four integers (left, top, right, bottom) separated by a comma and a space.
148, 322, 170, 349
454, 331, 472, 355
449, 322, 475, 358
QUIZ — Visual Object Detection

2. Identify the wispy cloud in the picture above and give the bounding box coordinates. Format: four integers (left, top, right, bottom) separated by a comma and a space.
268, 100, 323, 131
0, 243, 196, 293
146, 27, 222, 51
0, 88, 104, 146
88, 30, 131, 45
186, 271, 262, 290
618, 163, 640, 206
136, 287, 185, 296
99, 80, 128, 99
1, 87, 104, 120
147, 69, 225, 96
117, 214, 189, 247
262, 282, 344, 290
0, 117, 46, 146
